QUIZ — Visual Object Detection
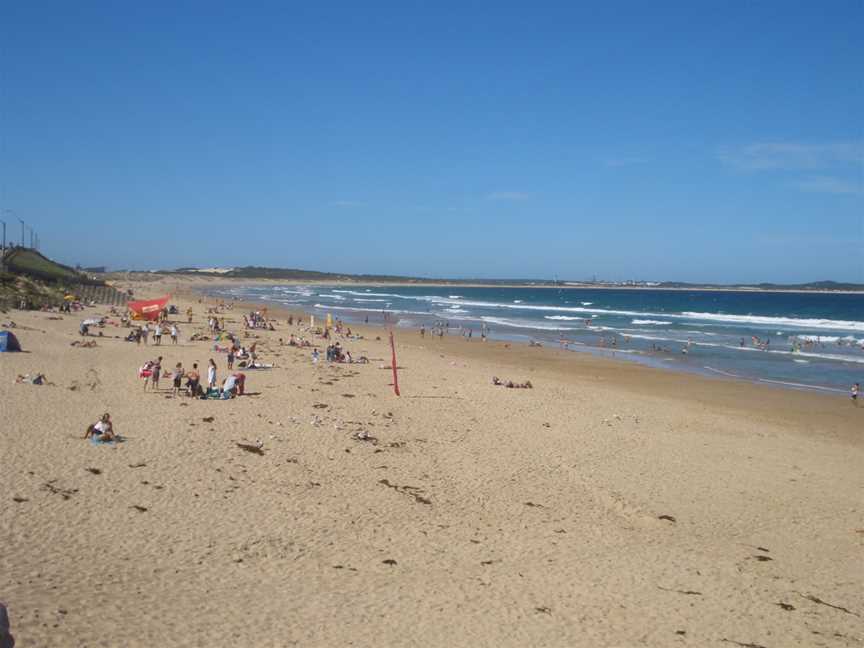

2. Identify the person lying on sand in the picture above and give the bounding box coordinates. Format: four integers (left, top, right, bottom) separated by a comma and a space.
84, 413, 116, 441
492, 376, 533, 389
15, 373, 52, 385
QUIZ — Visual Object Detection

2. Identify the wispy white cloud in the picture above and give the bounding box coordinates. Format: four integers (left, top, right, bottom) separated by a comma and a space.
486, 191, 529, 201
603, 156, 648, 167
798, 176, 863, 195
718, 140, 863, 171
330, 200, 364, 208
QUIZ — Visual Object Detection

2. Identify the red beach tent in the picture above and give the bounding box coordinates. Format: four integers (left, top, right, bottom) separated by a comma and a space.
127, 295, 171, 321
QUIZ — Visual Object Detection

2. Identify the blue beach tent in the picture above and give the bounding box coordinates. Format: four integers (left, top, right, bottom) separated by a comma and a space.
0, 331, 21, 352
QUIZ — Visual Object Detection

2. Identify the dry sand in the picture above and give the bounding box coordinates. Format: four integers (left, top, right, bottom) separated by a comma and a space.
1, 286, 862, 647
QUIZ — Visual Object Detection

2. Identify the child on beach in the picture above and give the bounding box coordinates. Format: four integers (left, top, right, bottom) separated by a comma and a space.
227, 346, 235, 370
312, 348, 319, 364
852, 382, 859, 406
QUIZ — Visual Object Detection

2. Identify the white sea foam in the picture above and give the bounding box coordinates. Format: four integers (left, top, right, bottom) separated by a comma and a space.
581, 302, 593, 305
620, 332, 864, 364
449, 295, 462, 299
480, 316, 575, 331
317, 293, 346, 300
545, 315, 584, 321
312, 304, 430, 316
704, 366, 741, 378
354, 298, 389, 303
680, 312, 864, 332
331, 289, 406, 298
631, 319, 671, 325
757, 379, 845, 393
792, 334, 864, 344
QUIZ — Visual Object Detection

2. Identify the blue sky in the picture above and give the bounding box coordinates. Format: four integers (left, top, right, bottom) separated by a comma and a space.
1, 1, 862, 282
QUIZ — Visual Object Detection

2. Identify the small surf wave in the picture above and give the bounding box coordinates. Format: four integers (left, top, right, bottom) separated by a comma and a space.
313, 304, 430, 316
481, 316, 575, 331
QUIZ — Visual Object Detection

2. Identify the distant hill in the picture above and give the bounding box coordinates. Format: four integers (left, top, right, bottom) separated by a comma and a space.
656, 280, 864, 291
165, 266, 542, 284
104, 264, 864, 291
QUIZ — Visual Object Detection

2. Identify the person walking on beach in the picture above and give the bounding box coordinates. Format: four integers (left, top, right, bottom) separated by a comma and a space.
170, 323, 179, 345
852, 382, 859, 406
227, 345, 235, 370
141, 322, 149, 345
153, 322, 162, 345
186, 307, 193, 324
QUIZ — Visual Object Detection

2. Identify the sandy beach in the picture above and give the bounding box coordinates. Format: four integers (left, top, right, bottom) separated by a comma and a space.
1, 283, 862, 647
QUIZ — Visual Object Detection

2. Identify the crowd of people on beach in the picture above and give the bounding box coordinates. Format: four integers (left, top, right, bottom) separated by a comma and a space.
6, 291, 861, 457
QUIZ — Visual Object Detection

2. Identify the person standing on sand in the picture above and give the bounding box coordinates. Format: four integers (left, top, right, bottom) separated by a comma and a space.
852, 382, 859, 406
171, 362, 185, 397
186, 363, 201, 397
141, 322, 149, 345
207, 359, 217, 392
150, 356, 163, 391
170, 323, 179, 344
187, 307, 193, 324
153, 322, 162, 345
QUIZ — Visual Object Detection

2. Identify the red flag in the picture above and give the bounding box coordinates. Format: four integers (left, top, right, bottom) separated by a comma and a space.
389, 330, 400, 396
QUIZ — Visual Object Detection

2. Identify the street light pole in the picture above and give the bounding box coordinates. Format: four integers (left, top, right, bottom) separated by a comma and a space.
19, 219, 25, 247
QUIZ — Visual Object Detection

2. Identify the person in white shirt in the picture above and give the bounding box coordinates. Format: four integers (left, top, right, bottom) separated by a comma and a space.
207, 358, 217, 391
84, 413, 116, 442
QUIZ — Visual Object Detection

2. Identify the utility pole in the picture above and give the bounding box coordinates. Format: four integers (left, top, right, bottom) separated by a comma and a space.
19, 219, 25, 247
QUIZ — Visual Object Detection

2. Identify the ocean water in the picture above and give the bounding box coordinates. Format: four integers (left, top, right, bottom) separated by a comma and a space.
210, 284, 863, 393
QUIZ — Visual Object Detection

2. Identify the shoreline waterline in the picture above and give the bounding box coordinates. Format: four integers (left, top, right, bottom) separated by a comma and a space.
194, 282, 862, 396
